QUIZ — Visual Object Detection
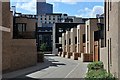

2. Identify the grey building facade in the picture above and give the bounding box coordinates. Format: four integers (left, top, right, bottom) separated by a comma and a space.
100, 0, 120, 79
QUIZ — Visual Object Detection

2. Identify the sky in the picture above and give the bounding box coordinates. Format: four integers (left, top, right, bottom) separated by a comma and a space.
10, 0, 104, 18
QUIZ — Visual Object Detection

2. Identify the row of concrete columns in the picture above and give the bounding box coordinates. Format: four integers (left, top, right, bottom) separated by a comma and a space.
60, 24, 87, 60
59, 19, 99, 62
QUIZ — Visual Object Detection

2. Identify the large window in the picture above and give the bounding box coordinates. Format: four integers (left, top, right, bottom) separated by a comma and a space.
17, 23, 26, 32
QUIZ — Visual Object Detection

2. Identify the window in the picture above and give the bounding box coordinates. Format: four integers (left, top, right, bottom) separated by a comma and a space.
108, 0, 110, 31
110, 38, 112, 66
101, 38, 105, 48
59, 28, 63, 32
59, 37, 62, 44
45, 21, 47, 24
104, 1, 107, 47
109, 0, 112, 11
108, 39, 110, 72
75, 37, 77, 44
69, 39, 71, 45
65, 40, 66, 45
39, 35, 42, 40
53, 18, 55, 20
83, 34, 86, 43
17, 23, 26, 32
51, 35, 53, 40
78, 29, 80, 43
49, 16, 51, 20
87, 25, 89, 41
17, 24, 22, 32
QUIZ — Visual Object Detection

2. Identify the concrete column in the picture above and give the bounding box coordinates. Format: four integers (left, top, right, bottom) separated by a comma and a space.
66, 31, 70, 53
70, 28, 77, 53
90, 19, 98, 54
52, 24, 58, 55
62, 33, 66, 52
62, 33, 67, 57
77, 25, 80, 53
85, 20, 90, 53
77, 24, 85, 53
66, 31, 72, 58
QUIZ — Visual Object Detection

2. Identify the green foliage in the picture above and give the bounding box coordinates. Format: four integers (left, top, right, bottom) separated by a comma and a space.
86, 69, 113, 79
40, 43, 47, 52
85, 61, 116, 80
87, 61, 104, 71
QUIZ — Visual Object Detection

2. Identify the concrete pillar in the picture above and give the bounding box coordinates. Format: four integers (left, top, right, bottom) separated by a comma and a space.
85, 20, 90, 53
66, 31, 70, 53
77, 25, 80, 53
77, 24, 85, 53
70, 28, 79, 60
66, 31, 72, 58
52, 24, 58, 55
70, 28, 77, 53
62, 33, 66, 52
62, 33, 67, 57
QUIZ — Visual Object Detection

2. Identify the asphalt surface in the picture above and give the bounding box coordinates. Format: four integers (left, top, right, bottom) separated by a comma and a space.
3, 54, 89, 80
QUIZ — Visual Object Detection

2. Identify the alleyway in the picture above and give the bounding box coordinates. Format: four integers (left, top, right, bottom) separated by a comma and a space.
3, 54, 88, 80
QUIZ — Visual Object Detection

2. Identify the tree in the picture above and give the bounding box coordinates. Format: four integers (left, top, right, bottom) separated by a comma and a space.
40, 43, 47, 52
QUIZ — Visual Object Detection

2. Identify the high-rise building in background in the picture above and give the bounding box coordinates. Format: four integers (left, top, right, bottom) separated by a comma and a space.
36, 0, 86, 52
37, 0, 53, 15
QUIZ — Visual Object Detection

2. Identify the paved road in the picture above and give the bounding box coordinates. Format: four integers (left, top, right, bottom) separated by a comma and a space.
3, 54, 89, 79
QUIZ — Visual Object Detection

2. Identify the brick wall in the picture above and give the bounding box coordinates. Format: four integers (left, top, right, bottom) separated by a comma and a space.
1, 1, 37, 73
10, 39, 37, 71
